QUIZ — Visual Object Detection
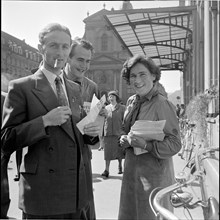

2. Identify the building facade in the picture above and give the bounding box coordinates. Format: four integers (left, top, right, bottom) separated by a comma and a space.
82, 4, 133, 104
1, 31, 42, 91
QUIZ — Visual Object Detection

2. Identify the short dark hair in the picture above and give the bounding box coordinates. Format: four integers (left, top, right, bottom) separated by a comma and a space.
121, 54, 161, 85
69, 37, 95, 58
39, 23, 72, 45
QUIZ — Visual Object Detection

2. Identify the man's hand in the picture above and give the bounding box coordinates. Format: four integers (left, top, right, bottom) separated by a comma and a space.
42, 106, 72, 127
83, 122, 100, 137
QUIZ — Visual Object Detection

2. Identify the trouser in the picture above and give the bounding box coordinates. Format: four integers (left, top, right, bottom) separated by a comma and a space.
1, 153, 11, 219
22, 204, 93, 220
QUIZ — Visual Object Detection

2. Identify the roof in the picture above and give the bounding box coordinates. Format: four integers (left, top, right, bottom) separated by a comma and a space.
103, 6, 196, 71
1, 31, 39, 52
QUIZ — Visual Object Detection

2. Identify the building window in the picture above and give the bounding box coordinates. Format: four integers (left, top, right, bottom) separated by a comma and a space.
25, 50, 29, 59
29, 52, 33, 60
33, 53, 36, 61
101, 33, 108, 51
13, 43, 18, 53
8, 41, 13, 51
37, 54, 42, 62
18, 46, 22, 55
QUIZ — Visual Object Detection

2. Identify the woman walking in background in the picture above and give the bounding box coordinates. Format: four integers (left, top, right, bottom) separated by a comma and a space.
101, 91, 125, 178
118, 55, 181, 220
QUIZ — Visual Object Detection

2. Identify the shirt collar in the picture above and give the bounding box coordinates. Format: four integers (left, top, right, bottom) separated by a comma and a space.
40, 66, 64, 84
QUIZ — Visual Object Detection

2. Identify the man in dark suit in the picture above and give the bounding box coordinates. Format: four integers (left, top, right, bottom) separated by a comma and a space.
1, 23, 100, 219
1, 91, 11, 219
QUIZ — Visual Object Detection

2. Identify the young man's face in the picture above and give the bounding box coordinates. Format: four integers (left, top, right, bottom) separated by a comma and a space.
38, 30, 71, 72
67, 45, 92, 79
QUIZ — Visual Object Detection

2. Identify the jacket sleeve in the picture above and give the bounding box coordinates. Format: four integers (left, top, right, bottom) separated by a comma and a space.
147, 100, 182, 159
83, 135, 99, 145
1, 81, 49, 156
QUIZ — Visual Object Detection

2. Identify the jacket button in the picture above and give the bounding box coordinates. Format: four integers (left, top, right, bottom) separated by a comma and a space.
49, 147, 53, 152
49, 169, 54, 173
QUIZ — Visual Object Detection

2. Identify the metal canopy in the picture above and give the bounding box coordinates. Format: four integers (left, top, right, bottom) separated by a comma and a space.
104, 6, 195, 71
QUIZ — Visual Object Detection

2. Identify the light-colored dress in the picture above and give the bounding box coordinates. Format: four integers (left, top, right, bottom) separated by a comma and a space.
118, 82, 181, 220
103, 103, 125, 160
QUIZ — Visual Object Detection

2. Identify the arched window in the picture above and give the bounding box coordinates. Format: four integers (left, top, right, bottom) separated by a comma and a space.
18, 46, 23, 55
29, 51, 33, 60
101, 33, 108, 51
25, 50, 29, 58
13, 43, 18, 53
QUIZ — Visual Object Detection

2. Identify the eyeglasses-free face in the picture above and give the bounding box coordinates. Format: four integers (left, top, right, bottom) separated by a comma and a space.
129, 63, 156, 97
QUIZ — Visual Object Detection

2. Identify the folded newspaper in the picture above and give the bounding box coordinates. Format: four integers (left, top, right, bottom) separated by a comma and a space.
128, 120, 166, 155
76, 94, 106, 135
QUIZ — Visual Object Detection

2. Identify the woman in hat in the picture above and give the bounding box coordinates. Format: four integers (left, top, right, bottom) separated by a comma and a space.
118, 55, 181, 220
101, 91, 126, 178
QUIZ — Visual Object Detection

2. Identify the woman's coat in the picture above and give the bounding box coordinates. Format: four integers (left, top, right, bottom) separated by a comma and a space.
118, 83, 181, 220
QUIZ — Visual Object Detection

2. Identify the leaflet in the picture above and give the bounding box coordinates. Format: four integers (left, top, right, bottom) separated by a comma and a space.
76, 94, 106, 135
128, 120, 166, 155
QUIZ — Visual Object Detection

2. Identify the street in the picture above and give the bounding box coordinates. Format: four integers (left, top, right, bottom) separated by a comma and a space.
7, 143, 204, 220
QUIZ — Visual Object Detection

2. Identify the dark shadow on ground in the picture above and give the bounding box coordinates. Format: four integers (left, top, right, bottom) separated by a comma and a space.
92, 173, 123, 183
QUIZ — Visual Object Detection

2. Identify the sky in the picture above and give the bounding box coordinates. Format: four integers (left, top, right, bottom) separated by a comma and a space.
2, 0, 181, 93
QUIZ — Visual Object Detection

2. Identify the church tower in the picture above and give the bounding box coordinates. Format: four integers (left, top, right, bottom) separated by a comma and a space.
121, 1, 133, 10
82, 2, 133, 103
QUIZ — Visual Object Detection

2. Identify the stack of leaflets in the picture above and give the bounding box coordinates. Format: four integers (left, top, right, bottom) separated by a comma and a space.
128, 120, 166, 155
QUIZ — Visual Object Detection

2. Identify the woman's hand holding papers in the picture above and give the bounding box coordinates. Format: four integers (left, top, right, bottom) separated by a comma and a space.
127, 133, 146, 149
119, 135, 130, 150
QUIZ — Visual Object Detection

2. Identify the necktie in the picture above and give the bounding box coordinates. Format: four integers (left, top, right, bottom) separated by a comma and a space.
55, 76, 69, 106
55, 76, 74, 133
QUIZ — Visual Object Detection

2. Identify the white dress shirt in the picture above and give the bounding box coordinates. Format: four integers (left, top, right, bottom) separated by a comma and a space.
40, 66, 69, 106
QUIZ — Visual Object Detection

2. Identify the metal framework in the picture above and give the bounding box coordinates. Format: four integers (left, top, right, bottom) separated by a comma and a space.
104, 6, 196, 71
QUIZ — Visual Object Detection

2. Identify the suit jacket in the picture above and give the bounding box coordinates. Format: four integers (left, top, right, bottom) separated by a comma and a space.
1, 91, 11, 218
1, 70, 96, 215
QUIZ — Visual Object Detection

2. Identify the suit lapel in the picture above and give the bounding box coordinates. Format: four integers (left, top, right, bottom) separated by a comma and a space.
32, 70, 58, 112
32, 70, 76, 142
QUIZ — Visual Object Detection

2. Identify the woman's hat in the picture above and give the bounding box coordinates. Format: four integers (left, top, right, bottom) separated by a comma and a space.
108, 90, 120, 102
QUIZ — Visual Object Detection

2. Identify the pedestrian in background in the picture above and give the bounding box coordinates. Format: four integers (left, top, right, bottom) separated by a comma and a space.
179, 104, 186, 118
1, 91, 11, 219
1, 23, 100, 219
64, 37, 101, 219
98, 101, 109, 151
118, 54, 181, 220
101, 91, 125, 178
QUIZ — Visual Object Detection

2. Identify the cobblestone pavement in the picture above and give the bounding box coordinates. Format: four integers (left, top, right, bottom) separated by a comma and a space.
7, 143, 204, 219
